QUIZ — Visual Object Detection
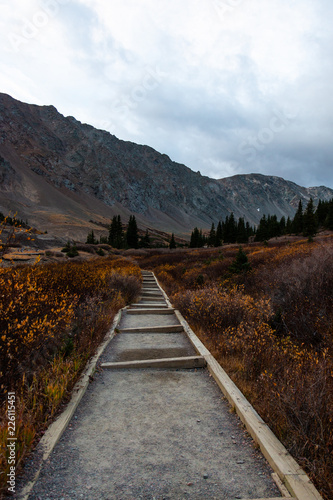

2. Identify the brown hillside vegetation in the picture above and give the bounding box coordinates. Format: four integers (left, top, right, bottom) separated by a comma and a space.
136, 235, 333, 500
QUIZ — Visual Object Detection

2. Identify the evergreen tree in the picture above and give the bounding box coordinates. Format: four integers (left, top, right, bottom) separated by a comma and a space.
190, 227, 205, 248
270, 215, 281, 238
108, 215, 124, 248
215, 221, 223, 247
223, 213, 237, 243
255, 214, 269, 241
86, 230, 98, 244
303, 198, 317, 237
169, 233, 176, 249
139, 229, 151, 248
229, 246, 252, 274
245, 222, 254, 240
236, 217, 248, 243
190, 227, 199, 248
325, 200, 333, 230
99, 235, 108, 244
292, 200, 303, 234
208, 223, 216, 246
315, 199, 328, 227
126, 215, 139, 248
279, 216, 286, 235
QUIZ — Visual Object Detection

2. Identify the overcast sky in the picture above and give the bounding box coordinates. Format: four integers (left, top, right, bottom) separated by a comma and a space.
1, 0, 333, 188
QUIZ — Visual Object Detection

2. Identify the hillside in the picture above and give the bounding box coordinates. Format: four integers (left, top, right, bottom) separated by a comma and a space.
0, 93, 332, 239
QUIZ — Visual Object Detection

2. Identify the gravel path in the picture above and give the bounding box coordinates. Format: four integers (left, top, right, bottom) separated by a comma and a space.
18, 271, 282, 500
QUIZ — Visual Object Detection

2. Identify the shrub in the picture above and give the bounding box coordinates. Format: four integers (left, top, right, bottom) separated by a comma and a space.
142, 237, 333, 499
0, 256, 142, 493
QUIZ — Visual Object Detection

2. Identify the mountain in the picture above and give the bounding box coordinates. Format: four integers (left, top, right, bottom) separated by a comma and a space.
0, 92, 332, 239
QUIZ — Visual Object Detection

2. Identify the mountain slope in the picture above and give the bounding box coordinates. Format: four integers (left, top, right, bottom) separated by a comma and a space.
0, 92, 332, 238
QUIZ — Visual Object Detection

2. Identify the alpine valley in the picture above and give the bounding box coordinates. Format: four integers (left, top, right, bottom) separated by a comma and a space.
1, 92, 332, 239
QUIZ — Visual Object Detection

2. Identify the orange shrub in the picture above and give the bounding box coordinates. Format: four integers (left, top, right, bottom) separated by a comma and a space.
0, 256, 142, 494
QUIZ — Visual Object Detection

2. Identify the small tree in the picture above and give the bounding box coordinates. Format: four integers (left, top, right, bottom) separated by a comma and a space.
108, 215, 124, 248
139, 229, 151, 248
303, 198, 317, 237
126, 215, 139, 249
325, 200, 333, 230
169, 233, 176, 249
208, 223, 216, 246
190, 227, 205, 248
292, 200, 303, 234
215, 221, 223, 247
86, 230, 98, 245
229, 246, 252, 274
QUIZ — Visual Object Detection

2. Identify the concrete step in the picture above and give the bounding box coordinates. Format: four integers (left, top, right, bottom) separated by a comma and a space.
130, 303, 169, 308
127, 308, 175, 315
119, 325, 184, 334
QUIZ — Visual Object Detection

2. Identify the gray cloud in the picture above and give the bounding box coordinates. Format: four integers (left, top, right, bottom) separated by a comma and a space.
0, 0, 332, 188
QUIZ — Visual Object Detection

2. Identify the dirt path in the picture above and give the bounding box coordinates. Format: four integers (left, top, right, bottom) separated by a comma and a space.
19, 272, 282, 500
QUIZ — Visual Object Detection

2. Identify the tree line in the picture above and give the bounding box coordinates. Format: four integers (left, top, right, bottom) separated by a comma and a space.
86, 215, 177, 249
86, 215, 141, 249
85, 198, 333, 250
189, 197, 333, 247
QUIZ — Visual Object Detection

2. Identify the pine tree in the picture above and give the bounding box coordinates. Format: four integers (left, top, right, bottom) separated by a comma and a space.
229, 246, 252, 274
86, 230, 98, 244
224, 212, 237, 243
108, 215, 124, 248
126, 215, 139, 248
139, 229, 151, 248
292, 200, 303, 234
190, 227, 205, 248
303, 198, 317, 237
236, 217, 247, 243
169, 233, 176, 249
215, 221, 223, 247
286, 216, 292, 234
325, 200, 333, 230
279, 216, 286, 235
255, 214, 269, 241
190, 227, 200, 248
315, 199, 328, 227
208, 223, 216, 246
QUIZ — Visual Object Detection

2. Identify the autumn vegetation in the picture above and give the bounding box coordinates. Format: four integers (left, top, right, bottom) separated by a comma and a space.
137, 235, 333, 500
0, 254, 141, 494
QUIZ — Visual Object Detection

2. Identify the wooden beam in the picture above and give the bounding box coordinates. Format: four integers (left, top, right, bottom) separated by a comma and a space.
101, 355, 206, 370
119, 325, 184, 334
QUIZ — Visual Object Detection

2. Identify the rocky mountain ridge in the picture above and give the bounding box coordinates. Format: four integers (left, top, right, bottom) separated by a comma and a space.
0, 92, 332, 239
